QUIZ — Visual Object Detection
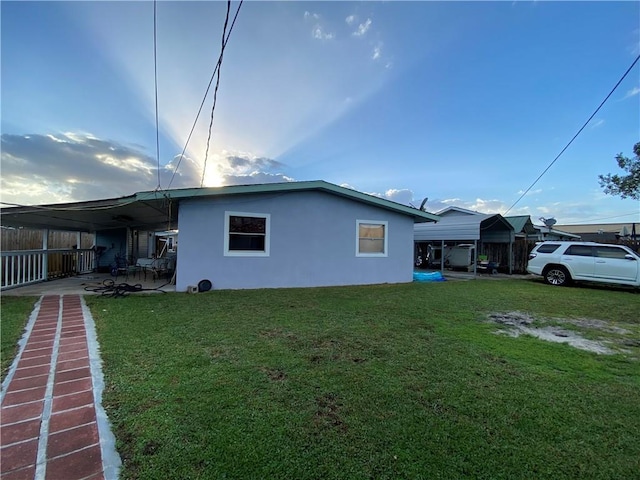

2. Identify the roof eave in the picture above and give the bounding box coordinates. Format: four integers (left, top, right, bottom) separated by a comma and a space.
137, 181, 440, 222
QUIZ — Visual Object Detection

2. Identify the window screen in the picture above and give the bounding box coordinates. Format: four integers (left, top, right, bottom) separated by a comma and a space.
224, 212, 270, 256
357, 221, 387, 256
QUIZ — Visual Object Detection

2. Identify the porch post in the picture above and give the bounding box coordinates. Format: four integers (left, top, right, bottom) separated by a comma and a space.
127, 227, 133, 261
42, 229, 49, 280
509, 237, 513, 274
473, 240, 477, 277
91, 230, 97, 273
76, 231, 82, 273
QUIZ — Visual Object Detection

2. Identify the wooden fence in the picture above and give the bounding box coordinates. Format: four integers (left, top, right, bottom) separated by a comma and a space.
1, 228, 94, 251
480, 240, 536, 274
0, 228, 96, 289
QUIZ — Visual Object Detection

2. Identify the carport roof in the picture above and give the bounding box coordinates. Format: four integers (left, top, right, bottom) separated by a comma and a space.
0, 180, 440, 232
414, 213, 513, 242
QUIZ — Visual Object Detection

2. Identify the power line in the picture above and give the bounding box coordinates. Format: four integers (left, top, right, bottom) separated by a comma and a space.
201, 0, 231, 188
558, 211, 640, 225
153, 0, 162, 190
168, 0, 244, 190
504, 54, 640, 216
0, 198, 140, 211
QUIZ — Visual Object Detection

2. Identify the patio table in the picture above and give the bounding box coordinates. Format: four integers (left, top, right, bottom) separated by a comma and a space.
135, 258, 156, 279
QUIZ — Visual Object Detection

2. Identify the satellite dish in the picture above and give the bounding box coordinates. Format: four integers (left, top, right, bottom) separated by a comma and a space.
539, 217, 557, 228
419, 197, 428, 211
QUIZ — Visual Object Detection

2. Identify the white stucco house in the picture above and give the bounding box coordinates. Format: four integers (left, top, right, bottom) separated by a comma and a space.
1, 181, 440, 291
174, 182, 440, 290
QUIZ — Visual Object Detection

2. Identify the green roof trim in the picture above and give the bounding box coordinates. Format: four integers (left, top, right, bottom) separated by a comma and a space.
136, 180, 440, 222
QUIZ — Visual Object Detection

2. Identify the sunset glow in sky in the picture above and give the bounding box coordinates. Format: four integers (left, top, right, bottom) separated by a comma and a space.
2, 1, 639, 224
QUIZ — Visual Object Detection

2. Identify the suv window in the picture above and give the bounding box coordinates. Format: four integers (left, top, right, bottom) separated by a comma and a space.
564, 245, 593, 257
536, 244, 561, 254
596, 246, 628, 259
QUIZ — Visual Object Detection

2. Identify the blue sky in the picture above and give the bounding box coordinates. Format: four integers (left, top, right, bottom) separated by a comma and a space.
1, 1, 639, 225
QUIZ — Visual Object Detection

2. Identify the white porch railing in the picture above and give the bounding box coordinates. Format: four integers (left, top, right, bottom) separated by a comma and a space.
1, 249, 95, 290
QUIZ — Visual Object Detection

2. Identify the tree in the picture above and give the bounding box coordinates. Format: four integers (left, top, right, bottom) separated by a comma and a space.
598, 142, 640, 201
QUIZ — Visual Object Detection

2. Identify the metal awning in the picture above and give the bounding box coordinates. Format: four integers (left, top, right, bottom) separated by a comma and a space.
0, 192, 176, 232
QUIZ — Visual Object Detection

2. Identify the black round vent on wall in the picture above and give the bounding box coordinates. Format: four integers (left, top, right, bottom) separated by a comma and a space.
197, 279, 212, 292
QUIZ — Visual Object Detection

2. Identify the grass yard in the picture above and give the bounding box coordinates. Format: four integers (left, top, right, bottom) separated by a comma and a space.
3, 279, 637, 478
83, 279, 640, 480
1, 295, 37, 380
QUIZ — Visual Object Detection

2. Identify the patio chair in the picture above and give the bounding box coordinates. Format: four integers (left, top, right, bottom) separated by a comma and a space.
112, 255, 138, 282
110, 254, 128, 280
126, 257, 140, 280
150, 258, 169, 282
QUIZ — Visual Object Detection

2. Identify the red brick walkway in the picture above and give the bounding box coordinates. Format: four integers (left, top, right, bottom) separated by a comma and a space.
1, 295, 119, 480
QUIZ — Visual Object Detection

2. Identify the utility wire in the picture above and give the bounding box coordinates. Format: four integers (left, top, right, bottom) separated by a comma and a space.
153, 0, 162, 191
0, 198, 141, 211
558, 211, 640, 225
150, 0, 174, 235
168, 0, 244, 190
504, 54, 640, 216
201, 0, 231, 188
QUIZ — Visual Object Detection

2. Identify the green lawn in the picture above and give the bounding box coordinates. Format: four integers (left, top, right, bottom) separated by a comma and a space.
3, 280, 638, 479
83, 279, 640, 479
1, 296, 37, 380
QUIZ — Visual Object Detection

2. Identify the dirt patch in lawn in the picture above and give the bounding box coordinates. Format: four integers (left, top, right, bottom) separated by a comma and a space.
486, 311, 638, 357
260, 328, 298, 341
260, 366, 287, 382
314, 393, 347, 433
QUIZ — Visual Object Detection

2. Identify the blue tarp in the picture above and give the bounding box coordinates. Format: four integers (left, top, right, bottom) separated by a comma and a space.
413, 271, 446, 282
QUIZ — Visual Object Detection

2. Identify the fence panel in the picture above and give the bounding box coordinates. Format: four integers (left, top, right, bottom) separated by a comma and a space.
1, 250, 46, 289
0, 249, 95, 290
1, 228, 94, 251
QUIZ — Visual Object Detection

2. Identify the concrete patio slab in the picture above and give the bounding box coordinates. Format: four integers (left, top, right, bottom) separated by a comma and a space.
2, 273, 175, 296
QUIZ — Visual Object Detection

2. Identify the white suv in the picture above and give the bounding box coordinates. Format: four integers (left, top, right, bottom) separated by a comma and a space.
527, 241, 640, 287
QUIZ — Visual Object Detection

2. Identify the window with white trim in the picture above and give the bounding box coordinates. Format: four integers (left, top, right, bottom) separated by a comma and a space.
224, 212, 270, 256
356, 220, 388, 257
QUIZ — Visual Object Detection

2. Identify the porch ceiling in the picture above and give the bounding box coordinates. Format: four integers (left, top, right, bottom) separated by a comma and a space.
0, 193, 177, 233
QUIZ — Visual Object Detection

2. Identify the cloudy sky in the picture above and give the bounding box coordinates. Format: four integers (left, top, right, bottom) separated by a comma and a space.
1, 1, 639, 225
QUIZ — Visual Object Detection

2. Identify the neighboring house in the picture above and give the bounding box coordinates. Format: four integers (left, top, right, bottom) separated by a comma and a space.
532, 225, 581, 241
414, 207, 515, 273
503, 215, 582, 271
553, 222, 639, 253
505, 215, 537, 240
553, 222, 638, 243
505, 215, 538, 273
0, 181, 439, 291
504, 215, 581, 242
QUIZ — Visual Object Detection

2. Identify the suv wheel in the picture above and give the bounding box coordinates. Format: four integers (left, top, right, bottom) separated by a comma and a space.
543, 266, 570, 286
